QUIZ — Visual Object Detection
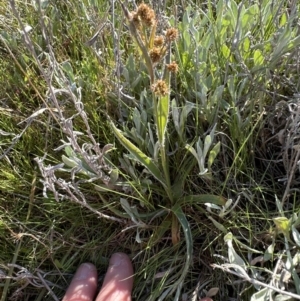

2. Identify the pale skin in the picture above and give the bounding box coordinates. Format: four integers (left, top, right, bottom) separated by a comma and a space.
62, 252, 213, 301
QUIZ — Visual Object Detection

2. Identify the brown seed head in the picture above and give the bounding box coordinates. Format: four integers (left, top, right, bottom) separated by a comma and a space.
166, 61, 179, 73
137, 3, 156, 27
149, 47, 162, 63
151, 80, 169, 96
132, 12, 142, 29
154, 35, 165, 47
165, 28, 178, 42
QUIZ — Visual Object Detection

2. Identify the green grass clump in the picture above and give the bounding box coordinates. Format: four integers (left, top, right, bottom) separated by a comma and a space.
1, 0, 300, 300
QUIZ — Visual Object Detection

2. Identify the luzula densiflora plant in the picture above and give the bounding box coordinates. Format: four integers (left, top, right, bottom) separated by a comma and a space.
110, 2, 182, 244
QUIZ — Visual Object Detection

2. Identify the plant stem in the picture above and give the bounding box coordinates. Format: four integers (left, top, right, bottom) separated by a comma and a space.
161, 144, 173, 202
1, 240, 22, 301
152, 94, 173, 203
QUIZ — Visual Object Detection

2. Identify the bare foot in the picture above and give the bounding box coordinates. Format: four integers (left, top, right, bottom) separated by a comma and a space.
62, 253, 133, 301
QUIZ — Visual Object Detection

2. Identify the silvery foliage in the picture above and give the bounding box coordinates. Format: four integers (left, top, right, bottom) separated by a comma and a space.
6, 0, 122, 222
212, 196, 300, 301
0, 263, 64, 301
32, 81, 121, 222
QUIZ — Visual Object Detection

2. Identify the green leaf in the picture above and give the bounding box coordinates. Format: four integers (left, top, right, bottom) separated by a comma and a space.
242, 36, 251, 53
120, 198, 140, 224
279, 12, 287, 27
61, 61, 75, 83
171, 204, 193, 296
62, 155, 78, 168
251, 287, 271, 301
292, 212, 300, 227
109, 169, 119, 185
172, 157, 198, 199
221, 44, 231, 59
211, 85, 224, 106
275, 195, 284, 215
208, 141, 221, 170
253, 49, 264, 66
234, 239, 262, 254
271, 27, 292, 63
292, 225, 300, 247
54, 259, 63, 269
131, 74, 142, 89
185, 143, 203, 172
227, 0, 238, 27
65, 145, 75, 157
135, 228, 142, 243
293, 252, 300, 268
216, 0, 224, 18
245, 4, 259, 20
202, 124, 218, 168
182, 21, 191, 51
109, 120, 166, 186
156, 94, 170, 146
208, 216, 228, 233
203, 134, 212, 160
289, 35, 300, 50
241, 10, 250, 31
263, 242, 274, 262
273, 216, 291, 238
133, 108, 141, 134
227, 76, 236, 102
274, 294, 293, 301
179, 105, 188, 139
224, 232, 246, 269
171, 100, 180, 135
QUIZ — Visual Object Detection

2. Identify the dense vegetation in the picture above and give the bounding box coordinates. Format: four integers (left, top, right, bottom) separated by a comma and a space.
1, 0, 300, 300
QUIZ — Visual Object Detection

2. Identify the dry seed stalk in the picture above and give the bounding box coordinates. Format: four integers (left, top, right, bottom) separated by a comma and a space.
119, 1, 178, 86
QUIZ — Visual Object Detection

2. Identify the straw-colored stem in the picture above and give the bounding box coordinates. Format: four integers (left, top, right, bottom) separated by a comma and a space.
129, 23, 155, 84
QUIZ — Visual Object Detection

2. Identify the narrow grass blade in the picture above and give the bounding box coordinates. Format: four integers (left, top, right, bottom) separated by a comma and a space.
1, 241, 22, 301
110, 120, 166, 186
171, 204, 193, 298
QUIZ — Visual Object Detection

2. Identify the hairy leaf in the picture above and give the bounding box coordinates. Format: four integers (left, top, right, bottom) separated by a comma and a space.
110, 121, 166, 187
